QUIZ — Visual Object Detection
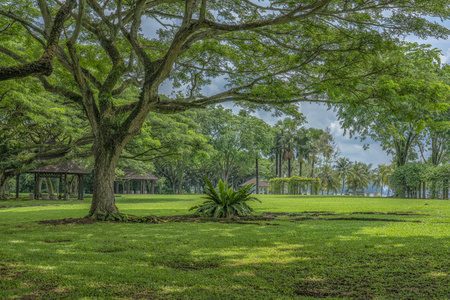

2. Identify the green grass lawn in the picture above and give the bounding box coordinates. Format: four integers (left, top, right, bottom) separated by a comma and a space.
1, 194, 450, 299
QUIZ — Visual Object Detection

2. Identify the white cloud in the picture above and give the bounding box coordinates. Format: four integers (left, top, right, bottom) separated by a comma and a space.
440, 48, 450, 65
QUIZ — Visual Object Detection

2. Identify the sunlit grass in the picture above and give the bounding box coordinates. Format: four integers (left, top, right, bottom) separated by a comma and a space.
1, 194, 450, 299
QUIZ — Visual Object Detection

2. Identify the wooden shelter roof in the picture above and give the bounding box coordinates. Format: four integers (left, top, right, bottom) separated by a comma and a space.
27, 161, 90, 175
240, 178, 270, 187
119, 168, 158, 180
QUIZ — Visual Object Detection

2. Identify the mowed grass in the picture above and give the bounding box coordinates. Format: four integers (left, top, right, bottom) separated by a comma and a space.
1, 195, 450, 299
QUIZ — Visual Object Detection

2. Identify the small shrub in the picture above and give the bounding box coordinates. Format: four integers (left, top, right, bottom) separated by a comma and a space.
189, 177, 261, 218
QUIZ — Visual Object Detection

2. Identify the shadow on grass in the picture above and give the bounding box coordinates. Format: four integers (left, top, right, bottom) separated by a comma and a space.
115, 195, 200, 204
1, 210, 450, 299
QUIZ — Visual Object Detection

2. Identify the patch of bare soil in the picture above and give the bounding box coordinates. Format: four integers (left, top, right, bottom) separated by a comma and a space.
39, 218, 96, 225
0, 265, 16, 279
165, 259, 221, 271
351, 211, 429, 216
43, 239, 73, 243
325, 217, 422, 223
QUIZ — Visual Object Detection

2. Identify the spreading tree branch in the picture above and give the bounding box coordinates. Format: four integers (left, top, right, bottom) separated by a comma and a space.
0, 0, 77, 81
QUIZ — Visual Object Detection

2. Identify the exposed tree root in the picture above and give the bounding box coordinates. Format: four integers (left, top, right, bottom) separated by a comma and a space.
38, 211, 434, 226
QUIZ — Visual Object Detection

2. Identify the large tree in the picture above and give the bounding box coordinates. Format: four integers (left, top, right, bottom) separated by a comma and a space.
1, 0, 449, 218
196, 106, 272, 185
336, 46, 450, 167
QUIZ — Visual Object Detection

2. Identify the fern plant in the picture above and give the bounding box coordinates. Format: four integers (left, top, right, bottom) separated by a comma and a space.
190, 177, 261, 218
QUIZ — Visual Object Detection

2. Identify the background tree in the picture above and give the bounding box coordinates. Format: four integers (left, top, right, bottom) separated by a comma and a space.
418, 109, 450, 166
307, 128, 325, 178
293, 127, 310, 178
0, 80, 89, 199
238, 111, 274, 194
334, 157, 352, 195
318, 165, 341, 195
373, 163, 394, 197
336, 46, 450, 168
274, 117, 305, 178
346, 162, 372, 196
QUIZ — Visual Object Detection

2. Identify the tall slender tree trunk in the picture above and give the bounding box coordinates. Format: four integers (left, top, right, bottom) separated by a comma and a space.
279, 154, 282, 178
442, 179, 448, 200
275, 153, 278, 177
288, 158, 291, 177
299, 161, 303, 194
255, 156, 259, 195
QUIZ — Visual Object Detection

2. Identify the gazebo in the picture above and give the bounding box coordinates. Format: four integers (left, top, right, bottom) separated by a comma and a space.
115, 168, 158, 194
240, 178, 270, 194
26, 161, 90, 200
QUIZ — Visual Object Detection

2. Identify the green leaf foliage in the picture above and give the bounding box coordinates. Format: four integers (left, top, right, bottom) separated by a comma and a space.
190, 177, 261, 218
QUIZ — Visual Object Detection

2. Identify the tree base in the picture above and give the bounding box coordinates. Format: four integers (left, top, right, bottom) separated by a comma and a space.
87, 209, 128, 221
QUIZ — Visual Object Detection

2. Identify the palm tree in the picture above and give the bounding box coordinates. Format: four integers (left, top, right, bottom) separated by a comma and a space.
274, 118, 304, 178
373, 164, 394, 197
346, 161, 372, 195
335, 157, 352, 195
307, 128, 324, 178
293, 127, 310, 178
318, 165, 342, 195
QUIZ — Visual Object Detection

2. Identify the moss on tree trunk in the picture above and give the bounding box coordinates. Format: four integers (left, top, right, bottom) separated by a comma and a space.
88, 140, 121, 219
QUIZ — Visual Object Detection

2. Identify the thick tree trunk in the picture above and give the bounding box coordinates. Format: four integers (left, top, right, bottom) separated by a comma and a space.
423, 182, 426, 199
88, 142, 121, 218
311, 156, 315, 178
